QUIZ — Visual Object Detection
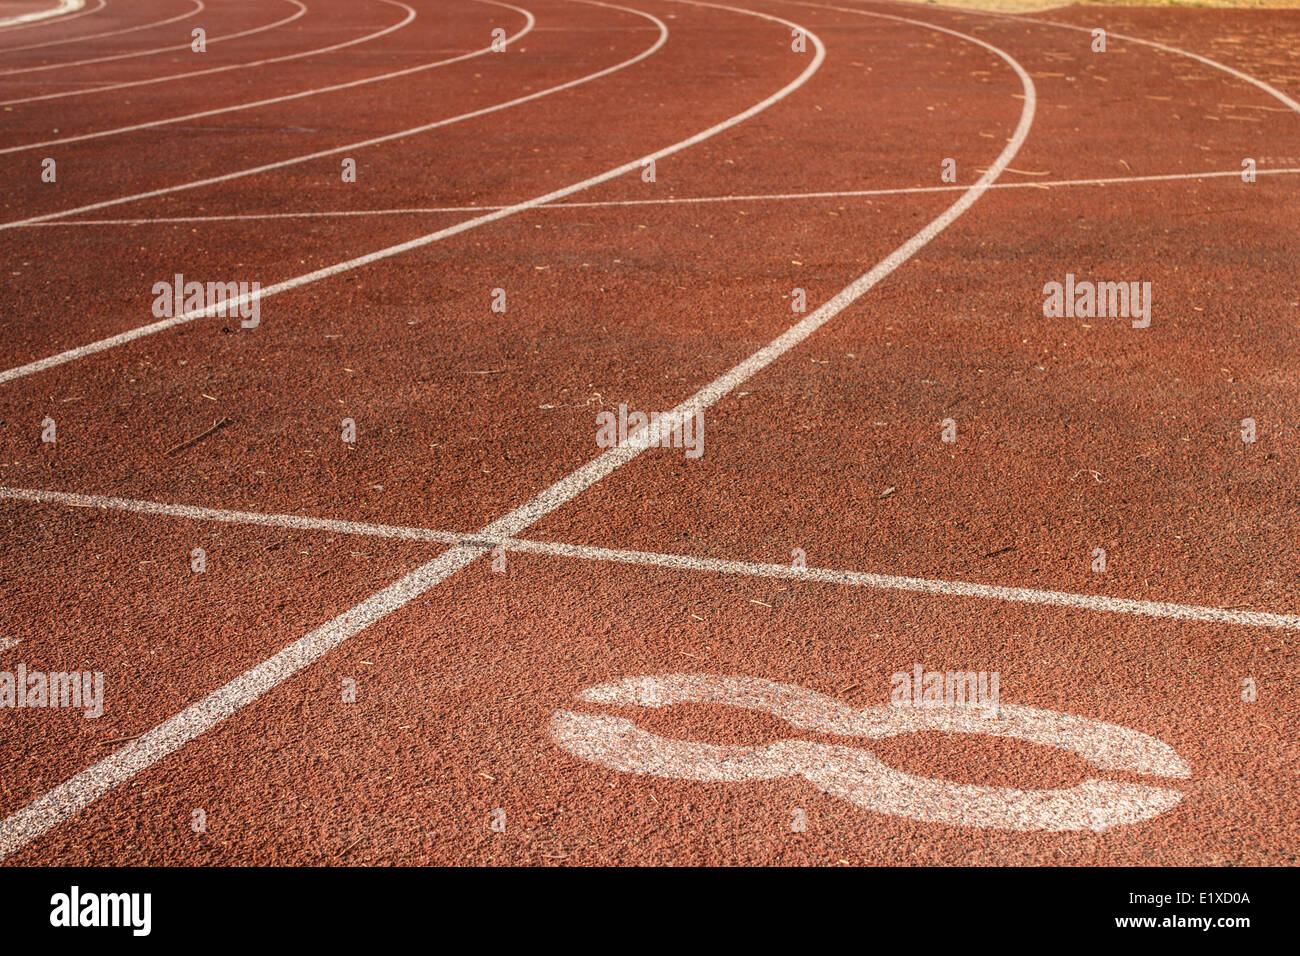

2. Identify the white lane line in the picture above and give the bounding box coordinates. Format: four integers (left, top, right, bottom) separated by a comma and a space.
0, 0, 631, 157
21, 165, 1297, 226
0, 0, 430, 106
0, 0, 306, 76
0, 1, 661, 384
0, 0, 1007, 859
1027, 9, 1300, 114
903, 0, 1300, 116
0, 0, 823, 859
0, 0, 661, 237
6, 484, 1300, 631
0, 0, 449, 156
0, 0, 201, 54
5, 1, 1287, 856
0, 0, 87, 31
0, 485, 465, 546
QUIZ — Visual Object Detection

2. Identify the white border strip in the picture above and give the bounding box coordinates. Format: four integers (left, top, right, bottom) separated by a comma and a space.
0, 0, 84, 30
3, 484, 1298, 631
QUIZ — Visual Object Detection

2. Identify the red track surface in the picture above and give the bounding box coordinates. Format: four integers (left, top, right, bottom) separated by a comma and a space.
0, 0, 1297, 865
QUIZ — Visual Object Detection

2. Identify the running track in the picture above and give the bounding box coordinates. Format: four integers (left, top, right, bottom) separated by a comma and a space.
0, 0, 1297, 864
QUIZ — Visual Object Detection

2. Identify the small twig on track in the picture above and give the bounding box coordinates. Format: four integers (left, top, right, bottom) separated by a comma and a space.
165, 417, 234, 456
337, 836, 366, 858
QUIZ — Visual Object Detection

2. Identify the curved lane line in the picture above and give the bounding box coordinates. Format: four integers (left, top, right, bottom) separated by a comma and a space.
0, 0, 540, 224
0, 0, 426, 106
0, 0, 306, 76
1019, 3, 1300, 113
0, 0, 642, 231
0, 0, 202, 54
0, 0, 91, 32
0, 0, 1027, 860
0, 1, 570, 157
0, 0, 623, 382
881, 0, 1300, 115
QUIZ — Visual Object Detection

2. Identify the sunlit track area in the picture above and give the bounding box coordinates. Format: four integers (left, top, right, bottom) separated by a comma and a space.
0, 0, 1297, 913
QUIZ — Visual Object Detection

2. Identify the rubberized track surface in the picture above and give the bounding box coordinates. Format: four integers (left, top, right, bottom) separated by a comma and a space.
0, 0, 1297, 864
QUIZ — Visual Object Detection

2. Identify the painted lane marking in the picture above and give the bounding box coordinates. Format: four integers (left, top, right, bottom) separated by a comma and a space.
0, 0, 647, 386
1019, 8, 1300, 114
5, 484, 1300, 631
0, 0, 657, 382
900, 0, 1299, 117
2, 0, 1289, 863
0, 0, 432, 106
0, 0, 88, 31
0, 0, 642, 233
19, 166, 1298, 227
553, 674, 1190, 831
0, 0, 200, 55
0, 0, 306, 76
0, 0, 834, 858
0, 1, 483, 157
